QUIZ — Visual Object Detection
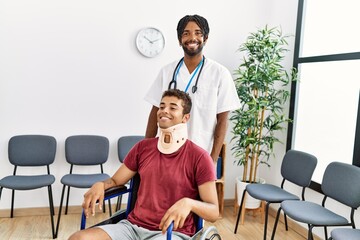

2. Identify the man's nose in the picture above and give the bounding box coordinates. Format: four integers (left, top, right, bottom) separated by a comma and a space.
161, 107, 169, 113
190, 32, 197, 39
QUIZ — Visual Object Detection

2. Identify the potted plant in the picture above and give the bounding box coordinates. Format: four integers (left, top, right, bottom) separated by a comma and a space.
230, 26, 297, 209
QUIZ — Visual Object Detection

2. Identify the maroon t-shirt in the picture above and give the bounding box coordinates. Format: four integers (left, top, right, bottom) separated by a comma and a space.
124, 138, 216, 236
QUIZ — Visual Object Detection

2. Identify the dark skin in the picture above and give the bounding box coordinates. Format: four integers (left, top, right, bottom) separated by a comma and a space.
145, 20, 229, 163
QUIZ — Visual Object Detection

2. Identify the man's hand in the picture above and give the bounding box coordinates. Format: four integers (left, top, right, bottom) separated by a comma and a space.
82, 182, 105, 218
159, 198, 191, 234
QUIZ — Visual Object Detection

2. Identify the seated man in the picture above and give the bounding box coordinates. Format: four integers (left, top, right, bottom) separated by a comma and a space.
69, 89, 219, 240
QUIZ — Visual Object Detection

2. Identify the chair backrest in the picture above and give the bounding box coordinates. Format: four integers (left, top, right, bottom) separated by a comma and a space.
117, 136, 144, 163
65, 135, 109, 165
322, 161, 360, 208
9, 135, 56, 166
281, 149, 317, 187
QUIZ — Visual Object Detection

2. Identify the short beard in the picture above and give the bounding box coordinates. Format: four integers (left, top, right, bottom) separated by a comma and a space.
182, 42, 204, 57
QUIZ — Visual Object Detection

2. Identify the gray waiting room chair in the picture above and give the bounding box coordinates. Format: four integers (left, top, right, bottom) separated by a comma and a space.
115, 135, 144, 211
272, 161, 360, 240
55, 135, 110, 237
0, 135, 57, 239
234, 149, 317, 240
329, 228, 360, 240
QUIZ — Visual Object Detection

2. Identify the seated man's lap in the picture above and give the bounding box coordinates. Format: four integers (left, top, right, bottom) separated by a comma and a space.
97, 219, 190, 240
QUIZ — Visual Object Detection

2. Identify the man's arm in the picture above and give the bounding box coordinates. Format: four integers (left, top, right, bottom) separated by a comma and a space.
210, 111, 229, 162
159, 181, 219, 233
145, 106, 159, 138
82, 164, 136, 218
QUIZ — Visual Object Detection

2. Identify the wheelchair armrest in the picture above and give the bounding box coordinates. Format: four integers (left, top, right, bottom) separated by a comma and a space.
81, 186, 129, 230
103, 185, 128, 201
91, 209, 127, 228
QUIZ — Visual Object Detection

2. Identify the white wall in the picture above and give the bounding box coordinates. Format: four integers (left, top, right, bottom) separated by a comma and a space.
0, 0, 298, 213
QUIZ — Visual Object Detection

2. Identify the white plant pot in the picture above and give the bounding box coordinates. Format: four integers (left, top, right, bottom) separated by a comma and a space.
236, 177, 266, 209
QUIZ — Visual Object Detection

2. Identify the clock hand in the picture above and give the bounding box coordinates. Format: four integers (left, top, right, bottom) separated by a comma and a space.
152, 38, 162, 42
143, 36, 154, 44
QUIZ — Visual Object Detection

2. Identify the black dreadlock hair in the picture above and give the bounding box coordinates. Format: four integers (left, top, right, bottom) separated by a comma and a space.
176, 15, 209, 42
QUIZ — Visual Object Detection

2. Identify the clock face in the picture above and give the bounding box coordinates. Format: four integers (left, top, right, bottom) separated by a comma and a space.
136, 27, 165, 58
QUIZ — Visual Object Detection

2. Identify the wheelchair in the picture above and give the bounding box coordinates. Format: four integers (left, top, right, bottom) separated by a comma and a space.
80, 173, 222, 240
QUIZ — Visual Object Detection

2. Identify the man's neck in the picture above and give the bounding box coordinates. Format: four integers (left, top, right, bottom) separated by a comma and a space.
183, 54, 203, 74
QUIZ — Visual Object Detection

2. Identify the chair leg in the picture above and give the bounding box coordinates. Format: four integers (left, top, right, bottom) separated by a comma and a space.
271, 207, 282, 240
308, 224, 313, 240
263, 202, 270, 240
65, 186, 71, 214
284, 213, 288, 231
47, 185, 56, 239
324, 226, 328, 240
11, 189, 15, 218
116, 195, 123, 211
108, 199, 112, 216
234, 189, 246, 234
0, 187, 2, 200
56, 185, 66, 238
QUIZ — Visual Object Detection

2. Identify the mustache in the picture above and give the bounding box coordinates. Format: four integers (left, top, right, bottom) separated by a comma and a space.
184, 40, 200, 45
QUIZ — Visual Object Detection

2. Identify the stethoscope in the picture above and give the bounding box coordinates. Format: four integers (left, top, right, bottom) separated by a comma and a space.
168, 56, 205, 94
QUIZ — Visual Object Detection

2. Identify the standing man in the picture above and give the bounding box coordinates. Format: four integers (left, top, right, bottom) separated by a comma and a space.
145, 14, 240, 163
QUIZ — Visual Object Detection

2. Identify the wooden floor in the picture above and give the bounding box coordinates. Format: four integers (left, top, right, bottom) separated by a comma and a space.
0, 206, 307, 240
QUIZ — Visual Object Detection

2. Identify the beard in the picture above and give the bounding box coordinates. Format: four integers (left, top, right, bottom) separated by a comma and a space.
181, 41, 205, 57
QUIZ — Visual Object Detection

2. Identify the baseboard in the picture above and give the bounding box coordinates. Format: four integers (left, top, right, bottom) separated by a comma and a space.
224, 199, 235, 207
0, 203, 123, 218
0, 200, 234, 217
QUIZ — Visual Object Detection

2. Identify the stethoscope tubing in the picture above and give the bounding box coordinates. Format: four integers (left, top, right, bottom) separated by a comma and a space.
168, 56, 205, 94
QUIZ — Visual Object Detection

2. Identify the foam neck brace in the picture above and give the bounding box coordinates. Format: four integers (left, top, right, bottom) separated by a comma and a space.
158, 123, 188, 154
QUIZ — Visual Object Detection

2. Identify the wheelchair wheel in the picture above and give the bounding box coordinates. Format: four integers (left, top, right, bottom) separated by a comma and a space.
200, 226, 221, 240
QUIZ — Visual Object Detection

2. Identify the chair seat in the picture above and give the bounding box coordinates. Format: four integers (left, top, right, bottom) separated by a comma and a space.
61, 173, 110, 188
281, 200, 349, 225
246, 183, 300, 202
331, 228, 360, 240
0, 175, 55, 190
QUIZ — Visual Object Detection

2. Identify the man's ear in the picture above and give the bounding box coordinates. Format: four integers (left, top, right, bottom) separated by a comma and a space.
204, 36, 208, 44
182, 113, 190, 123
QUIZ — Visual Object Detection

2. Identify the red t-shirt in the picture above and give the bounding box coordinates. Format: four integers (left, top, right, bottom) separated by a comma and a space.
124, 138, 216, 236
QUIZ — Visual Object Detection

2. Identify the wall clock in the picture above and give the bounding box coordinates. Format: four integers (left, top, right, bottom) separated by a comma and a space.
136, 27, 165, 58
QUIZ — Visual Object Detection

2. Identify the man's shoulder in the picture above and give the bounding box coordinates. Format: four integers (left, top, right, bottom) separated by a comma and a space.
205, 57, 226, 68
186, 140, 209, 155
136, 138, 158, 150
160, 59, 182, 70
205, 58, 231, 75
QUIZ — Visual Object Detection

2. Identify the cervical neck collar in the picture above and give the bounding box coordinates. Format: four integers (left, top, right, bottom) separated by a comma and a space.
158, 123, 188, 154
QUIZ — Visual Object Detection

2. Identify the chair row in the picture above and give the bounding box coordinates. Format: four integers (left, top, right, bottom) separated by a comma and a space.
234, 149, 360, 240
0, 134, 144, 239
